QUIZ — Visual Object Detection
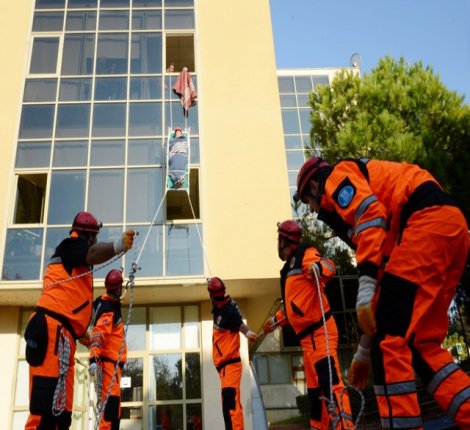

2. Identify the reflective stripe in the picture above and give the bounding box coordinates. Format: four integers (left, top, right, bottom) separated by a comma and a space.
90, 333, 101, 340
354, 217, 387, 236
49, 256, 62, 264
355, 195, 377, 222
448, 385, 470, 420
287, 268, 303, 277
428, 362, 459, 395
321, 259, 335, 273
374, 381, 417, 396
340, 411, 353, 421
90, 341, 101, 348
380, 416, 422, 429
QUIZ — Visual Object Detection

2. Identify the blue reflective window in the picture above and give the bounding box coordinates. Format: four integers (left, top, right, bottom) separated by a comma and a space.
164, 10, 194, 29
278, 76, 295, 94
101, 0, 129, 7
165, 0, 193, 7
286, 150, 305, 171
62, 34, 95, 75
297, 94, 310, 108
92, 103, 126, 137
133, 0, 161, 6
2, 228, 44, 281
299, 109, 312, 135
281, 109, 300, 134
131, 33, 162, 74
53, 140, 88, 167
88, 169, 124, 223
284, 135, 302, 150
35, 0, 65, 9
19, 105, 55, 139
126, 168, 164, 222
48, 170, 85, 224
190, 137, 199, 164
132, 10, 162, 30
24, 79, 57, 102
280, 95, 296, 108
56, 104, 91, 138
59, 78, 92, 101
129, 103, 162, 136
130, 77, 162, 100
91, 139, 125, 166
43, 227, 68, 269
30, 37, 59, 74
96, 34, 129, 75
16, 141, 51, 168
94, 77, 127, 100
126, 225, 163, 277
312, 76, 329, 90
295, 76, 313, 94
165, 102, 198, 134
99, 11, 129, 30
33, 12, 64, 31
90, 226, 124, 272
128, 139, 163, 165
66, 11, 97, 31
166, 224, 203, 276
68, 0, 97, 8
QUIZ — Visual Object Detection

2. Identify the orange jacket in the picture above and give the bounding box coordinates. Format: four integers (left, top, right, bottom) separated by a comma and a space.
281, 246, 335, 339
318, 159, 447, 279
89, 294, 127, 366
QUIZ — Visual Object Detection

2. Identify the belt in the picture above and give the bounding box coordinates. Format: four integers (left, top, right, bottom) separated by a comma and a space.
100, 356, 125, 369
36, 306, 79, 340
296, 311, 332, 341
216, 356, 241, 372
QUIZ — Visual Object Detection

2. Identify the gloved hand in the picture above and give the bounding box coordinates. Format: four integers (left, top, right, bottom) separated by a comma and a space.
88, 362, 97, 376
348, 334, 371, 390
274, 310, 287, 327
245, 330, 257, 342
308, 263, 321, 280
262, 317, 276, 334
113, 230, 136, 254
356, 275, 377, 337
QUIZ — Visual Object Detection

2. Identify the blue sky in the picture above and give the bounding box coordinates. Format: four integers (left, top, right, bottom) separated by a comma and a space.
270, 0, 470, 102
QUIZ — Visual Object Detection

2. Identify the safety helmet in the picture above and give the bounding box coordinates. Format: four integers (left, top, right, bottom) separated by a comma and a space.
277, 220, 301, 244
207, 277, 226, 297
105, 269, 123, 292
174, 127, 182, 133
295, 157, 330, 202
71, 211, 102, 234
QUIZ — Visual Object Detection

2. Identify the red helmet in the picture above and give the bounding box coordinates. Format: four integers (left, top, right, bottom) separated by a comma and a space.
207, 277, 226, 297
296, 157, 330, 202
174, 127, 182, 133
71, 211, 102, 234
277, 220, 301, 244
105, 269, 123, 292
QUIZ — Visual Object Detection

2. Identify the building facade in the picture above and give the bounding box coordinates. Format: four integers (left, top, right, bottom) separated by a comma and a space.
0, 1, 356, 429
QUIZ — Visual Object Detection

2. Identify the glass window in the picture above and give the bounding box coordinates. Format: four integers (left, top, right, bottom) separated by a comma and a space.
126, 168, 164, 222
297, 94, 310, 108
286, 150, 305, 171
280, 94, 296, 108
312, 75, 329, 90
185, 352, 201, 399
15, 141, 51, 168
295, 76, 313, 93
122, 307, 146, 351
269, 354, 290, 384
133, 0, 161, 6
165, 224, 203, 276
165, 101, 198, 134
33, 12, 64, 31
121, 358, 144, 402
88, 169, 124, 223
101, 0, 130, 6
35, 0, 65, 9
92, 103, 126, 137
166, 0, 194, 5
129, 102, 162, 136
14, 174, 47, 224
149, 405, 183, 430
44, 227, 69, 266
14, 360, 29, 405
284, 135, 302, 150
91, 139, 124, 165
61, 34, 95, 75
164, 9, 194, 29
130, 77, 162, 100
53, 140, 88, 167
68, 0, 97, 7
2, 228, 44, 280
149, 306, 181, 350
99, 11, 129, 30
278, 76, 295, 94
59, 78, 92, 101
56, 104, 91, 138
47, 170, 85, 224
132, 10, 162, 30
299, 109, 311, 135
190, 137, 199, 164
126, 224, 163, 277
96, 33, 129, 74
184, 305, 199, 349
131, 33, 162, 74
121, 407, 143, 429
128, 138, 163, 165
24, 79, 57, 102
66, 11, 97, 31
281, 109, 300, 135
186, 403, 202, 429
30, 37, 59, 74
253, 355, 268, 384
19, 105, 55, 139
149, 354, 182, 400
94, 77, 127, 100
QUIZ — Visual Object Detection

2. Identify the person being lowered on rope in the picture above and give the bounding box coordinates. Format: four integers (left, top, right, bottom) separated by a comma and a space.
168, 127, 189, 189
295, 156, 470, 428
24, 212, 135, 430
208, 277, 257, 430
263, 220, 353, 429
88, 269, 127, 430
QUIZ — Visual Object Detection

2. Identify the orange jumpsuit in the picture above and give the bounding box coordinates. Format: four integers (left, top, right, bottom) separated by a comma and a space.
318, 159, 470, 429
280, 245, 353, 429
25, 237, 93, 430
89, 294, 127, 430
212, 297, 245, 430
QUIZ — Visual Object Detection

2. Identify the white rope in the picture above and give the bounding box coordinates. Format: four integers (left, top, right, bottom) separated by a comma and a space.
52, 329, 71, 417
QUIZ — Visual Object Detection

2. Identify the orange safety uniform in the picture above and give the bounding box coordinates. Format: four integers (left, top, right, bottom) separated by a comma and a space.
318, 158, 470, 429
89, 293, 127, 430
25, 236, 93, 430
212, 297, 245, 430
280, 245, 353, 429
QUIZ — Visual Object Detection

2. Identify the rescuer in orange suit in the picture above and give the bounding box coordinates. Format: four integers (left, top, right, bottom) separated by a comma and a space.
88, 269, 127, 430
24, 212, 135, 430
295, 157, 470, 429
208, 277, 257, 430
263, 220, 353, 429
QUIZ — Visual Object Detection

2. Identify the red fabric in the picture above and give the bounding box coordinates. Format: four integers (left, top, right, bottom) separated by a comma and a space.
173, 67, 197, 117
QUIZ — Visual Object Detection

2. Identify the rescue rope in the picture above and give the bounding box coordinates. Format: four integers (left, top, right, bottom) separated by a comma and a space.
52, 328, 71, 417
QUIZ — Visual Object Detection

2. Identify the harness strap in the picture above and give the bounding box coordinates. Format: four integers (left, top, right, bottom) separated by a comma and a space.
296, 311, 333, 341
36, 306, 79, 340
216, 357, 241, 372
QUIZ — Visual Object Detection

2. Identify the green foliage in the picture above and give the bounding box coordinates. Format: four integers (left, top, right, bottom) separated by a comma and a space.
442, 332, 469, 361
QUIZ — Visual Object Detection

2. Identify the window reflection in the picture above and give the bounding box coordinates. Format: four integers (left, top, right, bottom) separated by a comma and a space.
295, 76, 313, 93
56, 104, 91, 138
281, 109, 300, 134
130, 77, 162, 100
132, 10, 162, 30
91, 139, 125, 165
33, 12, 64, 31
99, 11, 129, 31
43, 227, 69, 270
24, 79, 57, 102
165, 224, 203, 276
16, 141, 51, 168
130, 33, 162, 74
59, 78, 91, 101
66, 11, 97, 31
122, 358, 143, 402
35, 0, 65, 8
164, 10, 195, 30
129, 103, 162, 136
92, 103, 126, 137
62, 35, 95, 75
149, 306, 181, 350
30, 38, 59, 74
122, 307, 146, 351
149, 354, 182, 400
184, 305, 199, 349
186, 403, 202, 430
149, 405, 183, 430
94, 77, 127, 100
126, 225, 163, 277
19, 105, 54, 139
128, 139, 164, 165
133, 0, 161, 6
88, 169, 124, 223
278, 76, 295, 94
53, 140, 88, 167
286, 150, 305, 171
185, 352, 201, 398
68, 0, 97, 8
96, 34, 129, 75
